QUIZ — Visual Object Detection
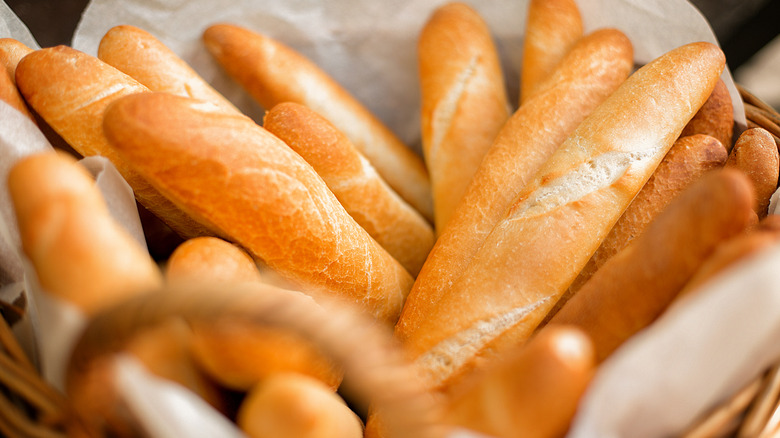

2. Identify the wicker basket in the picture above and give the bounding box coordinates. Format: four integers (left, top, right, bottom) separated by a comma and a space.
1, 88, 779, 438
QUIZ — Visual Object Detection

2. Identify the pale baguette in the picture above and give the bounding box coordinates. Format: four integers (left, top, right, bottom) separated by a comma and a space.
397, 28, 633, 341
405, 42, 726, 390
15, 46, 212, 239
98, 25, 240, 114
102, 92, 414, 324
264, 102, 434, 276
203, 23, 433, 222
547, 169, 755, 362
520, 0, 583, 104
418, 2, 511, 230
8, 152, 162, 315
566, 134, 728, 297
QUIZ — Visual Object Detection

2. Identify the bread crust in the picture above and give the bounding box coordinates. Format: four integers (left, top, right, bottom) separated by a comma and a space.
203, 23, 433, 222
0, 38, 34, 121
680, 78, 734, 150
418, 2, 510, 231
725, 127, 779, 218
103, 92, 414, 324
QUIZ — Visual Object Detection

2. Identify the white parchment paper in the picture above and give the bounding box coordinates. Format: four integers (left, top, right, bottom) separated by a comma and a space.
0, 0, 769, 437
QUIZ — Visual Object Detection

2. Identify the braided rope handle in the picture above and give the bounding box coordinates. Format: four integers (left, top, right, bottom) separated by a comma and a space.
64, 282, 447, 438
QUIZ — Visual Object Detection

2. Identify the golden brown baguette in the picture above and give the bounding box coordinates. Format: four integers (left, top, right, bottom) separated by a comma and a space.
397, 28, 633, 341
681, 213, 780, 296
8, 151, 163, 315
15, 45, 212, 239
203, 23, 433, 222
443, 326, 595, 438
725, 127, 779, 218
566, 134, 728, 297
520, 0, 583, 104
237, 373, 363, 438
0, 38, 34, 121
165, 236, 262, 285
418, 2, 511, 230
680, 78, 734, 150
102, 92, 414, 324
404, 41, 726, 390
547, 169, 755, 363
263, 102, 434, 276
97, 25, 240, 114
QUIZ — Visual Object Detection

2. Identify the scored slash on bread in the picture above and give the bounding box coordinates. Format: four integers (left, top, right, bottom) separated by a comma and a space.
402, 41, 726, 391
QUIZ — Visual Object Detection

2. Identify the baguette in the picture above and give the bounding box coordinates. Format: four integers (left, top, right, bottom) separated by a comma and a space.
547, 169, 755, 362
681, 214, 780, 296
397, 28, 633, 340
724, 127, 779, 218
14, 45, 212, 239
263, 102, 434, 276
102, 92, 414, 324
0, 38, 34, 121
680, 78, 734, 150
165, 236, 262, 285
418, 2, 511, 230
237, 373, 363, 438
8, 151, 162, 315
405, 42, 726, 390
520, 0, 583, 104
97, 25, 240, 114
443, 326, 594, 438
566, 134, 728, 297
203, 23, 433, 222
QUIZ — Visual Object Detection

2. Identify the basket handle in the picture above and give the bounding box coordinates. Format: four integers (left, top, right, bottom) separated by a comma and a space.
64, 282, 447, 438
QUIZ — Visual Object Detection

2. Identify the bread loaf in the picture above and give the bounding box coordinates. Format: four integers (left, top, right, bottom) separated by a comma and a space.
15, 45, 212, 239
404, 42, 726, 390
725, 127, 779, 218
418, 2, 511, 230
8, 151, 162, 315
680, 78, 734, 150
165, 236, 262, 285
520, 0, 583, 104
547, 169, 755, 362
444, 326, 594, 438
237, 373, 363, 438
203, 23, 433, 222
98, 25, 240, 114
0, 38, 33, 121
397, 28, 633, 341
566, 134, 728, 297
263, 102, 434, 276
102, 92, 414, 324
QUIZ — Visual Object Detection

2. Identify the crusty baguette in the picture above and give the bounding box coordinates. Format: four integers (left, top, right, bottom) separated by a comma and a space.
397, 28, 633, 341
443, 326, 594, 438
546, 169, 755, 362
681, 215, 780, 296
404, 42, 726, 390
418, 2, 511, 230
14, 45, 212, 239
165, 236, 262, 285
725, 127, 779, 218
8, 151, 162, 315
203, 23, 433, 222
0, 38, 34, 121
565, 134, 728, 297
680, 78, 734, 150
97, 25, 240, 114
237, 373, 363, 438
102, 92, 414, 324
264, 102, 434, 276
520, 0, 582, 104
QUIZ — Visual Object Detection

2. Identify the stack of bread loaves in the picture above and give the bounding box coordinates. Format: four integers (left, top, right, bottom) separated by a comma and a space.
3, 0, 780, 437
